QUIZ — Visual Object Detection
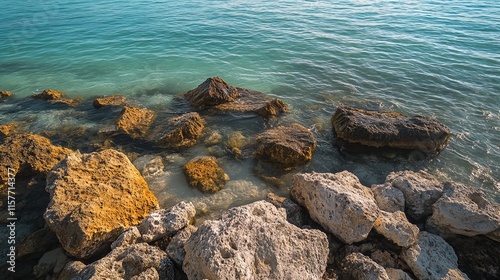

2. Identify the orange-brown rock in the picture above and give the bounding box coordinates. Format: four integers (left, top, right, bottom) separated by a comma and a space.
153, 112, 204, 148
186, 77, 239, 107
332, 106, 451, 155
1, 90, 13, 98
184, 156, 229, 193
93, 95, 127, 108
0, 123, 18, 137
32, 89, 65, 100
44, 149, 159, 259
214, 88, 288, 117
115, 106, 155, 138
256, 123, 316, 170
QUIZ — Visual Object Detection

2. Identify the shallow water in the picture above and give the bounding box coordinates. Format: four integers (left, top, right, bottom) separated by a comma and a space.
1, 0, 499, 217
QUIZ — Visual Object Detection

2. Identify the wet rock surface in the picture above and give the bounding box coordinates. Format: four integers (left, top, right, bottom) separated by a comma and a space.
152, 112, 205, 148
292, 171, 379, 244
183, 200, 328, 280
184, 156, 229, 193
186, 76, 239, 107
0, 90, 13, 98
256, 123, 316, 170
32, 89, 65, 100
332, 105, 451, 155
115, 106, 155, 138
44, 149, 159, 259
93, 94, 127, 108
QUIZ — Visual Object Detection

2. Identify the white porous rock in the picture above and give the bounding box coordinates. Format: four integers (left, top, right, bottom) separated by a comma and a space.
401, 231, 470, 280
292, 171, 379, 244
138, 201, 196, 242
111, 226, 142, 249
372, 183, 405, 213
340, 252, 390, 280
385, 170, 443, 220
427, 182, 500, 239
386, 268, 414, 280
374, 211, 419, 247
183, 200, 328, 280
166, 225, 198, 266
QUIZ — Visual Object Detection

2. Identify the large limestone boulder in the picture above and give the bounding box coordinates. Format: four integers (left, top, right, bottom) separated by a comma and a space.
374, 211, 419, 247
186, 77, 239, 107
332, 106, 451, 155
0, 133, 72, 191
67, 243, 174, 280
184, 156, 229, 193
401, 231, 469, 280
340, 252, 390, 280
93, 95, 127, 108
292, 171, 379, 244
183, 200, 328, 280
115, 106, 155, 138
152, 112, 205, 148
256, 123, 316, 170
426, 182, 500, 239
44, 149, 159, 259
385, 170, 443, 221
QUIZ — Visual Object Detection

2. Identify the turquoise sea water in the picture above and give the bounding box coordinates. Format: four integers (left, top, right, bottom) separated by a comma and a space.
1, 0, 499, 208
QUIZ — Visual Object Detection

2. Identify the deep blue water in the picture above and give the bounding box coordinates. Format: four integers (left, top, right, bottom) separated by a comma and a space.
1, 0, 499, 206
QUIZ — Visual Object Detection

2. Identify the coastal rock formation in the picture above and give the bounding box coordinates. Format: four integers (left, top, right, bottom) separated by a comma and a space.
184, 156, 229, 193
183, 201, 328, 280
426, 182, 500, 239
186, 77, 287, 117
65, 243, 174, 280
385, 268, 414, 280
385, 170, 443, 221
0, 123, 18, 137
32, 89, 64, 100
153, 112, 205, 148
372, 183, 405, 213
0, 133, 72, 190
374, 211, 419, 247
33, 247, 69, 279
401, 231, 469, 280
0, 90, 12, 98
44, 149, 159, 259
138, 201, 196, 242
256, 123, 316, 170
186, 77, 239, 107
291, 171, 379, 244
332, 106, 451, 155
166, 225, 198, 266
266, 192, 306, 227
115, 106, 155, 138
340, 253, 390, 280
93, 94, 127, 108
17, 227, 59, 258
111, 226, 142, 249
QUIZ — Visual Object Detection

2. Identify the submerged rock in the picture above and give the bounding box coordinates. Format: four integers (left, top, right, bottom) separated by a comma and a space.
183, 200, 328, 280
0, 90, 13, 98
292, 171, 379, 244
32, 89, 64, 100
401, 231, 469, 280
153, 112, 205, 148
256, 123, 316, 170
68, 243, 174, 280
44, 149, 158, 259
115, 106, 155, 138
332, 106, 451, 155
385, 170, 443, 221
340, 252, 390, 280
426, 182, 500, 239
186, 77, 239, 107
184, 156, 229, 193
93, 94, 127, 108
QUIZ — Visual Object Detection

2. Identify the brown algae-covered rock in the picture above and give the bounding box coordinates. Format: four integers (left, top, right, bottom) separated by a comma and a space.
0, 90, 13, 98
0, 123, 18, 137
32, 89, 65, 100
186, 76, 239, 107
115, 106, 155, 138
93, 95, 127, 108
44, 149, 159, 259
256, 123, 316, 170
184, 156, 229, 193
153, 112, 205, 148
332, 106, 451, 155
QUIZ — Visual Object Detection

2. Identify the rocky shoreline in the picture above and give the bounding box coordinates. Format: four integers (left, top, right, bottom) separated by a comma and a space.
0, 78, 498, 279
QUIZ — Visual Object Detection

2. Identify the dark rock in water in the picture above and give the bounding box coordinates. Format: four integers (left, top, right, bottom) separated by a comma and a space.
44, 149, 159, 259
50, 97, 82, 107
184, 156, 229, 193
153, 112, 205, 148
332, 106, 451, 155
0, 90, 13, 98
186, 76, 239, 107
256, 123, 316, 170
93, 95, 127, 108
256, 98, 288, 118
115, 106, 155, 139
32, 89, 65, 100
0, 123, 18, 137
